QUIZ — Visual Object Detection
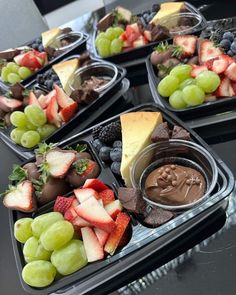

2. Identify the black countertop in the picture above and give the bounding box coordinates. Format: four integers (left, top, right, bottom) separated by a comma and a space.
1, 1, 236, 294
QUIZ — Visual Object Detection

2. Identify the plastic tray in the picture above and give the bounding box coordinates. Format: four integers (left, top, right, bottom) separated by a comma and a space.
91, 2, 207, 64
0, 32, 89, 91
0, 61, 126, 155
146, 54, 236, 120
9, 103, 234, 295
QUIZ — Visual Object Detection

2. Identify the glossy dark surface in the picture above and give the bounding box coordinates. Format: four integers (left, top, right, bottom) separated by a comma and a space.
1, 1, 236, 294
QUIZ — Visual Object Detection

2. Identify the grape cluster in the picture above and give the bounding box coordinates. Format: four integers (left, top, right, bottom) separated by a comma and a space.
92, 123, 122, 175
158, 64, 220, 109
28, 37, 44, 53
14, 212, 87, 288
10, 106, 56, 148
95, 27, 124, 57
1, 62, 32, 84
36, 69, 61, 90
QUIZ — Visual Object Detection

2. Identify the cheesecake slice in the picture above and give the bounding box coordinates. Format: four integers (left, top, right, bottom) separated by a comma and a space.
52, 58, 79, 95
150, 2, 185, 26
120, 112, 163, 187
41, 28, 63, 48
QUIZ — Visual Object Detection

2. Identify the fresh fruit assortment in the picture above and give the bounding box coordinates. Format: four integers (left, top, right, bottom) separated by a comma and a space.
1, 83, 79, 147
95, 3, 173, 57
151, 35, 236, 109
2, 143, 100, 211
92, 122, 122, 175
0, 50, 47, 84
12, 178, 130, 288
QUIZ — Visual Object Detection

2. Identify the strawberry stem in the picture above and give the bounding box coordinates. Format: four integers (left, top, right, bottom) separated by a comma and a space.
73, 159, 89, 175
35, 143, 57, 156
8, 164, 27, 184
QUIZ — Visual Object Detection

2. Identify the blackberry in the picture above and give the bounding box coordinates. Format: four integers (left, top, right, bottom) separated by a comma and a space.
92, 125, 103, 140
98, 122, 121, 144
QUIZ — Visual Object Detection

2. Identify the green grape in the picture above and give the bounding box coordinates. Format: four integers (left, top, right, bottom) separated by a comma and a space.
169, 90, 187, 109
110, 38, 123, 55
179, 78, 196, 90
157, 75, 179, 97
169, 64, 192, 82
24, 105, 47, 127
7, 73, 21, 84
105, 27, 116, 41
1, 67, 11, 82
10, 128, 27, 144
95, 32, 106, 47
10, 111, 27, 128
113, 27, 124, 38
196, 70, 220, 93
22, 260, 56, 288
182, 85, 205, 106
40, 220, 74, 251
31, 212, 63, 238
97, 38, 111, 57
26, 120, 38, 131
51, 240, 87, 275
7, 62, 20, 74
23, 236, 51, 263
37, 124, 57, 140
20, 130, 40, 148
14, 218, 33, 243
18, 67, 33, 79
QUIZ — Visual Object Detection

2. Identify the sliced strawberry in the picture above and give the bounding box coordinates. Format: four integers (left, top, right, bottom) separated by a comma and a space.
225, 62, 236, 81
99, 189, 115, 205
71, 197, 79, 207
126, 25, 141, 44
72, 215, 91, 228
198, 39, 222, 64
45, 149, 76, 178
3, 180, 36, 212
53, 196, 74, 214
212, 58, 229, 74
133, 36, 147, 48
216, 77, 235, 97
220, 54, 235, 65
74, 188, 99, 203
204, 57, 219, 70
130, 23, 140, 33
46, 95, 62, 128
38, 90, 56, 109
119, 32, 127, 41
64, 206, 77, 222
28, 91, 42, 108
74, 196, 116, 233
0, 96, 22, 112
122, 40, 132, 47
144, 30, 152, 42
59, 101, 78, 122
81, 227, 104, 262
98, 198, 103, 207
191, 65, 208, 78
21, 51, 42, 69
54, 84, 75, 108
104, 212, 130, 255
83, 179, 109, 192
173, 35, 197, 57
94, 227, 109, 247
105, 200, 123, 219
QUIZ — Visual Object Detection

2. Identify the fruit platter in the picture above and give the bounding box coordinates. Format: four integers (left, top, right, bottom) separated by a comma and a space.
0, 27, 88, 89
0, 57, 126, 152
93, 2, 206, 63
2, 104, 234, 294
146, 32, 236, 118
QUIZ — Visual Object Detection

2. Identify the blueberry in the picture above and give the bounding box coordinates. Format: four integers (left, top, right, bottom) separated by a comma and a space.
231, 41, 236, 53
222, 32, 234, 42
111, 162, 121, 175
113, 140, 122, 148
219, 39, 231, 51
31, 43, 38, 49
99, 146, 111, 161
110, 148, 122, 162
143, 13, 149, 20
38, 44, 44, 52
227, 50, 234, 56
35, 38, 42, 44
92, 139, 103, 152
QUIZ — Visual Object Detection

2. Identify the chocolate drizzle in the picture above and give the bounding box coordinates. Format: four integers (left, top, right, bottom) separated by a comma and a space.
145, 164, 206, 205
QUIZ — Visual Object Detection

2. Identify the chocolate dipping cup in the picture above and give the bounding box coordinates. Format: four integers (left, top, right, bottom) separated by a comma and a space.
130, 140, 218, 211
50, 31, 84, 51
159, 12, 203, 36
69, 62, 118, 93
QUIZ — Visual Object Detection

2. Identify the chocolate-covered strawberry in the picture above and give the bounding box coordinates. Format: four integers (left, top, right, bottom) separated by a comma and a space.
22, 163, 40, 181
66, 159, 100, 187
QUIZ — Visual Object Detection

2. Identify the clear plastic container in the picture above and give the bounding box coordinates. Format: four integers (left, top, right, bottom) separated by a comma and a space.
130, 139, 218, 211
51, 31, 84, 51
